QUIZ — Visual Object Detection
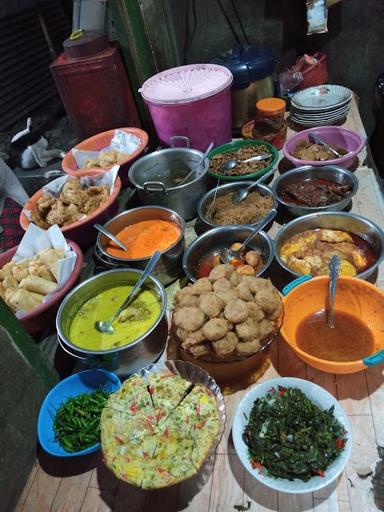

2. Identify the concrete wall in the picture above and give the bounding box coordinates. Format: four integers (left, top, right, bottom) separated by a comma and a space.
168, 0, 384, 135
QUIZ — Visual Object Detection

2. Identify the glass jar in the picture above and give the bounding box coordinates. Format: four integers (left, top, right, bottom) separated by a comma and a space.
252, 97, 287, 149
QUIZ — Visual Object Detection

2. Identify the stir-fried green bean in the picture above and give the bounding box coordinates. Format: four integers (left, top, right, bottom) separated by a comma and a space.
53, 389, 109, 452
243, 386, 347, 481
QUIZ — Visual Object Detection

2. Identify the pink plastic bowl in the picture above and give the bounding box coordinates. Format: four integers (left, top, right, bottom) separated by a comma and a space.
282, 126, 365, 169
0, 240, 83, 334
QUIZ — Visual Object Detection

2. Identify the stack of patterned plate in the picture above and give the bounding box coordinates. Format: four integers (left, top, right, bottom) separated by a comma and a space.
289, 85, 352, 127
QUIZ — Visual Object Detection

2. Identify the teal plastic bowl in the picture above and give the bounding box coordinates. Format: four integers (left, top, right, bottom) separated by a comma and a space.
37, 369, 121, 457
207, 139, 279, 181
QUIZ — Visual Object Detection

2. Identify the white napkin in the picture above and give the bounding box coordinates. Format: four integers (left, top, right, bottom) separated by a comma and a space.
72, 129, 140, 168
0, 158, 29, 215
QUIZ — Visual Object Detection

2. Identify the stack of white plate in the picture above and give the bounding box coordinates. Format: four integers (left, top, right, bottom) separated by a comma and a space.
290, 85, 353, 127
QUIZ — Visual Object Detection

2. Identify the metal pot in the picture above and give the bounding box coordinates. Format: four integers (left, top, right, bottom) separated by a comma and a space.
272, 165, 359, 217
274, 212, 384, 280
128, 144, 209, 220
95, 206, 185, 286
197, 181, 277, 232
56, 268, 168, 377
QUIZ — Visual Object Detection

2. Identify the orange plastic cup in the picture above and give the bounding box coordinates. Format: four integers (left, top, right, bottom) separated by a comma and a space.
281, 276, 384, 374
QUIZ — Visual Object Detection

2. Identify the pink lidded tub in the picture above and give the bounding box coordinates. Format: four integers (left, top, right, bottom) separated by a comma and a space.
139, 64, 233, 151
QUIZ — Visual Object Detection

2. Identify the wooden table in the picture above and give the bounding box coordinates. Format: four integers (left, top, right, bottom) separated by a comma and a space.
16, 97, 384, 512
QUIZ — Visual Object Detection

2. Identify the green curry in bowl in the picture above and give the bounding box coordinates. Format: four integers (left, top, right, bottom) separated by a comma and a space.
69, 285, 161, 351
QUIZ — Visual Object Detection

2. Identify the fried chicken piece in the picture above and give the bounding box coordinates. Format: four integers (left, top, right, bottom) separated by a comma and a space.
236, 339, 261, 356
83, 186, 109, 214
30, 209, 50, 229
247, 302, 265, 321
255, 288, 282, 318
188, 343, 211, 358
208, 264, 234, 282
190, 277, 212, 294
224, 299, 248, 324
45, 200, 67, 226
198, 293, 224, 318
64, 203, 82, 225
36, 195, 55, 215
212, 331, 239, 357
236, 280, 254, 301
61, 179, 85, 207
173, 306, 205, 332
212, 277, 231, 293
235, 318, 258, 340
216, 288, 238, 305
202, 318, 229, 341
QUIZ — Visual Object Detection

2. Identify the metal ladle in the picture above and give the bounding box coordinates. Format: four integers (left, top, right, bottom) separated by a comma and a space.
95, 251, 162, 334
178, 141, 214, 186
232, 167, 276, 204
308, 131, 344, 158
94, 223, 129, 252
219, 209, 277, 264
327, 255, 340, 328
220, 153, 272, 174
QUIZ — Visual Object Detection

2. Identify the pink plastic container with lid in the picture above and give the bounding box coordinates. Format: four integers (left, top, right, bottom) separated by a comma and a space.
140, 64, 233, 151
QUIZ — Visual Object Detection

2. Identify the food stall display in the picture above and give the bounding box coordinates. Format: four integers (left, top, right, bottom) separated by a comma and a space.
8, 81, 384, 512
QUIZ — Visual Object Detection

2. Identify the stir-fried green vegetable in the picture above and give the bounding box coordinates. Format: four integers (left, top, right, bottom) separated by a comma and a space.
243, 386, 347, 481
53, 389, 109, 452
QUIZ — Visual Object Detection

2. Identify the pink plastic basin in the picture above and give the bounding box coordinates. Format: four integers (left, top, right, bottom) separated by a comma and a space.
283, 126, 365, 169
0, 240, 83, 334
140, 64, 233, 151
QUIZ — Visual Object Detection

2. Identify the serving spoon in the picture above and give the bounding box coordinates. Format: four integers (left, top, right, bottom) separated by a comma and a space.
231, 166, 276, 204
220, 153, 272, 174
177, 142, 214, 186
219, 208, 277, 264
308, 131, 344, 158
327, 255, 340, 328
94, 223, 129, 252
95, 251, 161, 334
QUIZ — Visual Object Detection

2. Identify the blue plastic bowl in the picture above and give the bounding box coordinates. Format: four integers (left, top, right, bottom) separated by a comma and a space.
37, 369, 121, 457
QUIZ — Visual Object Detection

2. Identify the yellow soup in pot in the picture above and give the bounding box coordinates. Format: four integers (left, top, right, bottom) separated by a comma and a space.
69, 285, 162, 351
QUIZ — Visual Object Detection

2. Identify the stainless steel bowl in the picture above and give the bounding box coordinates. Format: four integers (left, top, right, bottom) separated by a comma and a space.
128, 147, 209, 220
56, 268, 168, 377
183, 225, 274, 282
197, 181, 277, 231
274, 212, 384, 280
272, 165, 359, 217
95, 206, 185, 286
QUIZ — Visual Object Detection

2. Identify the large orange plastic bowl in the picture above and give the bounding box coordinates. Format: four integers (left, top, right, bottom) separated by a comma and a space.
19, 170, 121, 248
0, 240, 83, 334
281, 276, 384, 373
61, 127, 149, 187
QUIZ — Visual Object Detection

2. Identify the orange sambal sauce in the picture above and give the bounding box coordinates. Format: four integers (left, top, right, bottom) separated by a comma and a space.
106, 219, 181, 259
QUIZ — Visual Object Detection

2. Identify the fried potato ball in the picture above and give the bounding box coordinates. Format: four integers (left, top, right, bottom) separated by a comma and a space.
216, 288, 239, 305
212, 331, 239, 357
181, 329, 206, 349
209, 264, 234, 282
247, 302, 265, 321
224, 299, 248, 324
229, 271, 239, 287
202, 318, 229, 341
235, 318, 258, 340
255, 288, 282, 317
176, 293, 199, 308
236, 339, 261, 356
189, 343, 210, 357
190, 277, 212, 294
212, 277, 231, 293
248, 277, 273, 295
257, 318, 276, 340
173, 307, 205, 332
236, 280, 254, 301
198, 293, 224, 318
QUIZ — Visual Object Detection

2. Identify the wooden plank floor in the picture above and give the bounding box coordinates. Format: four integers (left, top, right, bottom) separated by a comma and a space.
15, 100, 384, 511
